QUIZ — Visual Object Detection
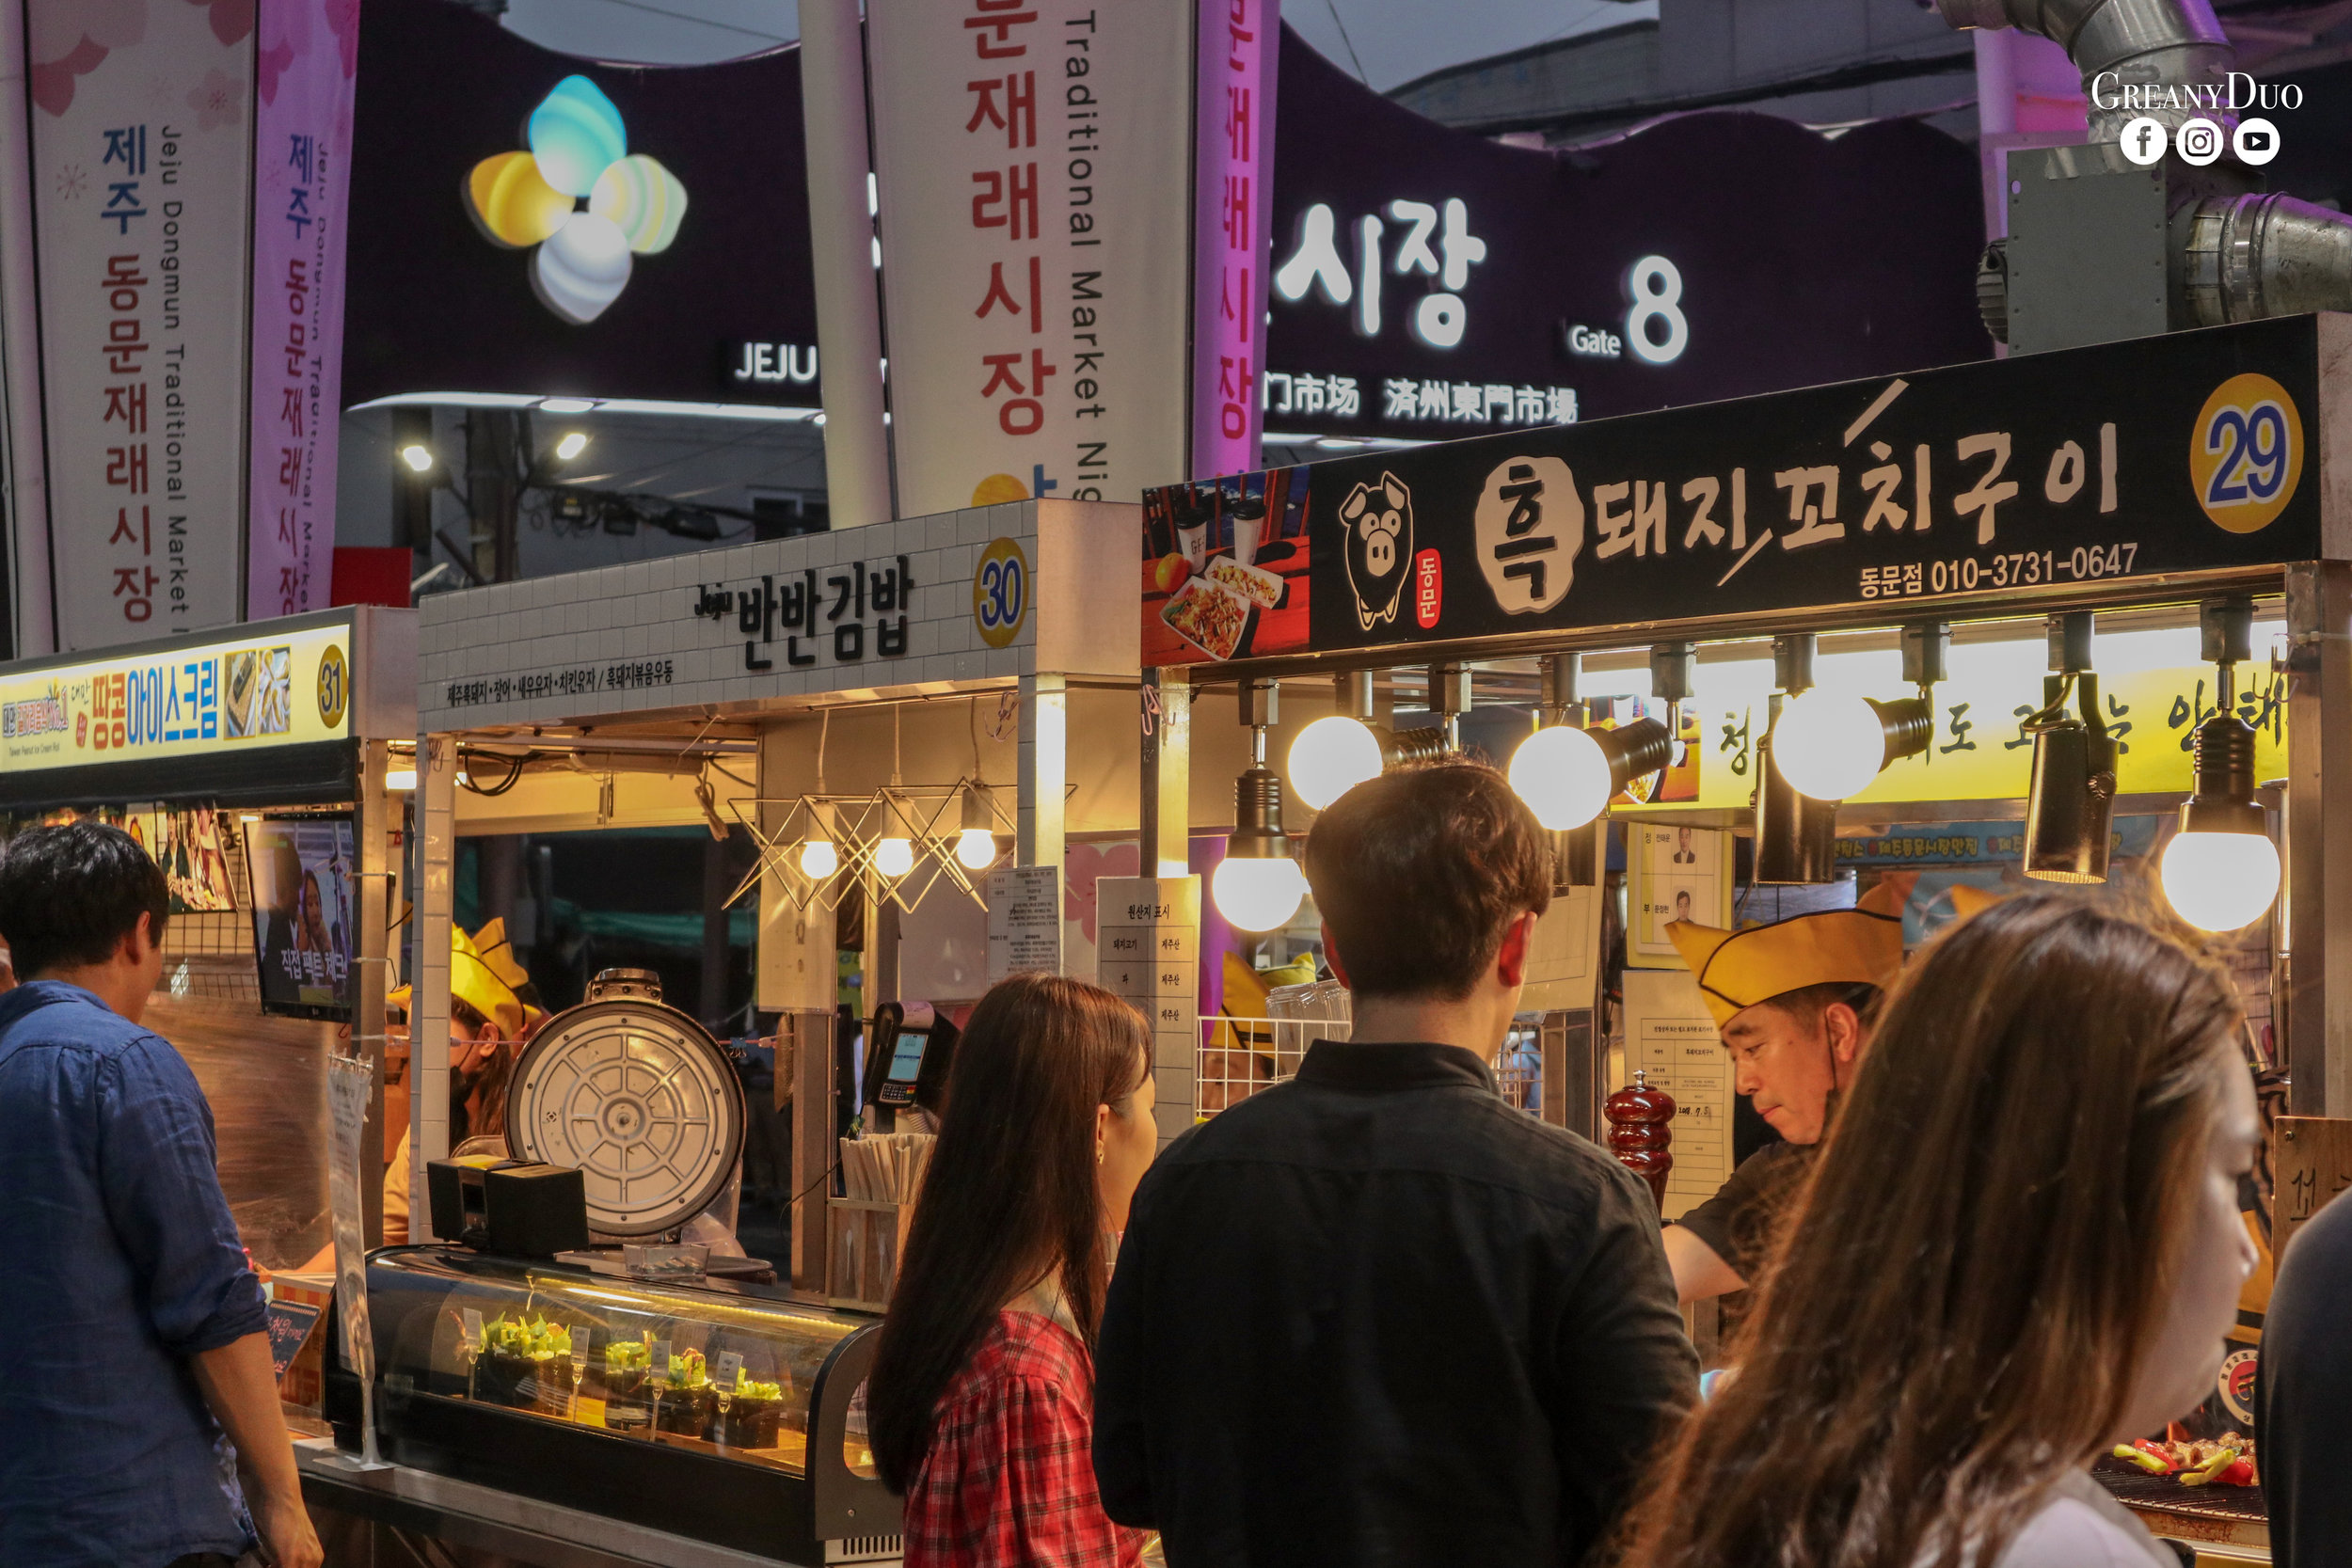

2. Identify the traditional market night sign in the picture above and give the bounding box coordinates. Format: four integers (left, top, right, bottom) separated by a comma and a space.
1140, 315, 2324, 670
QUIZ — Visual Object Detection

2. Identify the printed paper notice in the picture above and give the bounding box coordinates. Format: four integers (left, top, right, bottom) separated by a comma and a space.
1621, 967, 1731, 1219
987, 864, 1063, 982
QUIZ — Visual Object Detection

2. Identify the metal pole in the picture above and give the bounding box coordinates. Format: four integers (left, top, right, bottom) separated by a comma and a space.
357, 738, 389, 1247
1018, 673, 1068, 876
2284, 562, 2352, 1114
0, 1, 55, 656
412, 733, 460, 1236
799, 0, 896, 529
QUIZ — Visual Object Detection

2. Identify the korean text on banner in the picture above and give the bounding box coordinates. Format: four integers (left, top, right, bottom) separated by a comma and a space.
1192, 0, 1279, 481
866, 0, 1191, 517
247, 0, 362, 619
25, 0, 257, 648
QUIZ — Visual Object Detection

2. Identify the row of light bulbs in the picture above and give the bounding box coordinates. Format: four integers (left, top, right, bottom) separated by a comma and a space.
1212, 604, 2280, 937
793, 781, 1007, 881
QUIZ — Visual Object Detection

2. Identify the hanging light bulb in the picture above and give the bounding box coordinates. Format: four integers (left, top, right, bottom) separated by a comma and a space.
1508, 718, 1673, 830
2160, 598, 2279, 933
1751, 636, 1840, 885
875, 835, 914, 879
798, 835, 839, 879
1770, 689, 1932, 801
1214, 680, 1309, 932
956, 783, 1000, 870
1288, 715, 1386, 810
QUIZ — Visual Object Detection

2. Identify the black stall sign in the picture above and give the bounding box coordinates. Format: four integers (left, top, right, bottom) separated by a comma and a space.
1140, 317, 2323, 667
692, 555, 914, 673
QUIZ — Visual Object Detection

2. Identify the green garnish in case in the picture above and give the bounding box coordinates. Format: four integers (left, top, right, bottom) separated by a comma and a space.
731, 1368, 783, 1402
484, 1312, 574, 1360
605, 1334, 652, 1371
664, 1349, 709, 1389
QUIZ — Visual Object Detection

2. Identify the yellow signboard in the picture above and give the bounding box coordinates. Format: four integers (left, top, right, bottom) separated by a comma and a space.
0, 623, 352, 773
1619, 629, 2287, 811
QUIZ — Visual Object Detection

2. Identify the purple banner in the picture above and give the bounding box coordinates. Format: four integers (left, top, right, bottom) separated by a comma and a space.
246, 0, 360, 620
1190, 0, 1280, 482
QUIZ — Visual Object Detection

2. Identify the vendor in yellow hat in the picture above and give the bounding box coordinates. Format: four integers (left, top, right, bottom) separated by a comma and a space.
381, 920, 532, 1244
1661, 882, 1906, 1305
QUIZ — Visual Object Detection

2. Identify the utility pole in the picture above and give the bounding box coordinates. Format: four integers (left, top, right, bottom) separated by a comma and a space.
464, 409, 526, 583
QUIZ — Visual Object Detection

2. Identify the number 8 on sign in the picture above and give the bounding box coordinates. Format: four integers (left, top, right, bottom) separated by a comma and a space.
2190, 372, 2303, 534
973, 537, 1030, 649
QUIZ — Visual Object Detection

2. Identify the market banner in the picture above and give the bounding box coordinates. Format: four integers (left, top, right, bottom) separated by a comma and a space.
246, 0, 361, 621
866, 0, 1192, 515
1191, 0, 1279, 481
26, 0, 259, 648
1142, 315, 2324, 670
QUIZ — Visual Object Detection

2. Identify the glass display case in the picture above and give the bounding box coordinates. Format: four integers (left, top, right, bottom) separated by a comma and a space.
325, 1247, 900, 1562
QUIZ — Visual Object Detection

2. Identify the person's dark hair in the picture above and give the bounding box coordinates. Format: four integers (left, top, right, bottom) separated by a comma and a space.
866, 974, 1150, 1492
0, 822, 170, 978
1302, 761, 1551, 1001
1615, 895, 2244, 1568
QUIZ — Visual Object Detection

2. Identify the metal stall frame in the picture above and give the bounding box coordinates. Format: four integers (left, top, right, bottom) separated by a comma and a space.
407, 499, 1141, 1295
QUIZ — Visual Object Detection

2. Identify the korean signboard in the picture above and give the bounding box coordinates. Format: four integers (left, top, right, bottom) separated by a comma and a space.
1143, 315, 2323, 673
25, 0, 259, 648
0, 619, 353, 777
1191, 0, 1279, 481
1261, 31, 1992, 441
865, 0, 1192, 515
246, 0, 361, 623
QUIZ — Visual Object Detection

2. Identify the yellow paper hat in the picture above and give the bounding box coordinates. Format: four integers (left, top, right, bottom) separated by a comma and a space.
1666, 880, 1908, 1030
1945, 884, 2003, 924
387, 923, 525, 1037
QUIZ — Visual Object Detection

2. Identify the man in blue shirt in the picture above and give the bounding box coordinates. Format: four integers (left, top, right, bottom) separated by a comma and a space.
0, 822, 322, 1568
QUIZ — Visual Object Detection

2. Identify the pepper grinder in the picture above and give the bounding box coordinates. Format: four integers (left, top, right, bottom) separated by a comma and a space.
1605, 1068, 1676, 1210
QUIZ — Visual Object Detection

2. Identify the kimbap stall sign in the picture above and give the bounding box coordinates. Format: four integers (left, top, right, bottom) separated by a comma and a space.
1141, 315, 2328, 671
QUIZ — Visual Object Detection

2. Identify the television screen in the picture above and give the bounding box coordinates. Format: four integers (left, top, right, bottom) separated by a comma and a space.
246, 815, 358, 1021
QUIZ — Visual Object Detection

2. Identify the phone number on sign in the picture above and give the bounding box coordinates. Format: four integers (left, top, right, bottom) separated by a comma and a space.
1860, 544, 2138, 600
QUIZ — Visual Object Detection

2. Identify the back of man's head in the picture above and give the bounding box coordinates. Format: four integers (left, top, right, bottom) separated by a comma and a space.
1303, 762, 1551, 1002
0, 822, 169, 980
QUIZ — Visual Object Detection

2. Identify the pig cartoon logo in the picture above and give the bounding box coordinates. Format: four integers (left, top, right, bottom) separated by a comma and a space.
1339, 472, 1414, 631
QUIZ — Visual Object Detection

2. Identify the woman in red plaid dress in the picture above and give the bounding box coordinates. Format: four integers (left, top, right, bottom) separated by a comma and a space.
868, 974, 1159, 1568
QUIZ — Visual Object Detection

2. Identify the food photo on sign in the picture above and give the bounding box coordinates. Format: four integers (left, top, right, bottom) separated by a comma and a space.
1142, 468, 1314, 665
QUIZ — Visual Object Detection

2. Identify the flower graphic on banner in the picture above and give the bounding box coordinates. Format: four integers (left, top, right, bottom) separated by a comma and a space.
187, 65, 245, 131
463, 75, 688, 325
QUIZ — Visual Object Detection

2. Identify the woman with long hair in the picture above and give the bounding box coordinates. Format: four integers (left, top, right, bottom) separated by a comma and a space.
1616, 894, 2262, 1568
868, 973, 1158, 1568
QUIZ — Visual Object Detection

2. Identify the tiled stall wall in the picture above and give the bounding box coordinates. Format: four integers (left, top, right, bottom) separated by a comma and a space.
419, 503, 1043, 732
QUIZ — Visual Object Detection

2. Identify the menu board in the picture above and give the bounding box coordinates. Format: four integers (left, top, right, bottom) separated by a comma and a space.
1620, 967, 1731, 1219
1095, 876, 1201, 1147
246, 815, 358, 1021
986, 864, 1064, 983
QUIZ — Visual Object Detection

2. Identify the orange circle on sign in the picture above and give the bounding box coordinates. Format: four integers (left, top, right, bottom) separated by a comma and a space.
2189, 372, 2302, 533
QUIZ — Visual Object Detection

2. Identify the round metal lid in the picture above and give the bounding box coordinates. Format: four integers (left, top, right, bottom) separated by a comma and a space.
506, 997, 746, 1238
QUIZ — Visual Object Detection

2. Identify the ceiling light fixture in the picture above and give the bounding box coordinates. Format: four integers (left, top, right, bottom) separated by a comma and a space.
1212, 679, 1310, 933
2023, 611, 2117, 883
2161, 597, 2280, 932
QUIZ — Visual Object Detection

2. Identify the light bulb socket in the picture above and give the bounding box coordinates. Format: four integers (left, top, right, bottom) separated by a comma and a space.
1901, 621, 1950, 688
961, 781, 995, 833
1381, 724, 1450, 770
1229, 766, 1295, 861
2200, 596, 2255, 669
1427, 662, 1471, 716
1341, 669, 1377, 721
2181, 713, 2266, 835
1239, 677, 1279, 730
1753, 733, 1839, 883
1600, 716, 1675, 794
1868, 696, 1935, 770
1540, 652, 1582, 721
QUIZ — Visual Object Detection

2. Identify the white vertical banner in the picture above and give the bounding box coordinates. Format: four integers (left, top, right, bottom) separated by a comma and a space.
866, 0, 1192, 517
246, 0, 359, 620
26, 0, 257, 649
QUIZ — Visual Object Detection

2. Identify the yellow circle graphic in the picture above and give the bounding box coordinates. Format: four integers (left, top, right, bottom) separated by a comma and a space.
2190, 372, 2302, 533
316, 642, 349, 730
972, 538, 1030, 649
970, 473, 1029, 506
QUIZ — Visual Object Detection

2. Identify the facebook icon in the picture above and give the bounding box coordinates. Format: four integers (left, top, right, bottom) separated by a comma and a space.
2121, 116, 2169, 166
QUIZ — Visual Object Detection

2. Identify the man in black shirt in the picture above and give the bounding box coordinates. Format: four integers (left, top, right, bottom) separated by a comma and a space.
2257, 1190, 2352, 1567
1093, 763, 1696, 1567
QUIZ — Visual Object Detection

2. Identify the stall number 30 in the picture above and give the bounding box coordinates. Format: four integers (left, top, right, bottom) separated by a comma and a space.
2204, 400, 2291, 505
977, 552, 1025, 635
